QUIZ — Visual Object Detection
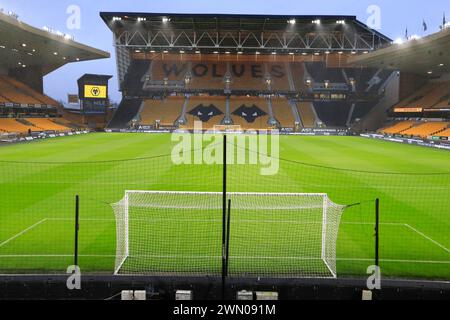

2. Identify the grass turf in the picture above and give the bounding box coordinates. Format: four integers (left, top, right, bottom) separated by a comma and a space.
0, 133, 449, 279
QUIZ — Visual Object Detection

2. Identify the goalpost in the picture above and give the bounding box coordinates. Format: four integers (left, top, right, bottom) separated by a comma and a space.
112, 191, 345, 278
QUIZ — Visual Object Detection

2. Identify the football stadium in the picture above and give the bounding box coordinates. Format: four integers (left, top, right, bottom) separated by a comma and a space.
0, 5, 449, 302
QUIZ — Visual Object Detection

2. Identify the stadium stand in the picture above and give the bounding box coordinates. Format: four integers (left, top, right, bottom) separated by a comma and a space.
228, 62, 267, 91
188, 62, 229, 90
369, 69, 394, 92
429, 82, 450, 109
184, 96, 227, 129
306, 62, 346, 83
0, 118, 34, 133
151, 60, 188, 82
436, 128, 450, 137
296, 102, 316, 128
434, 93, 450, 109
394, 82, 450, 109
144, 60, 292, 91
379, 121, 415, 135
290, 62, 307, 92
0, 76, 59, 106
24, 118, 70, 132
350, 101, 378, 123
140, 97, 184, 126
267, 64, 290, 92
230, 96, 270, 130
314, 102, 352, 127
271, 98, 296, 128
108, 98, 143, 129
344, 68, 378, 92
122, 60, 151, 94
400, 121, 448, 138
0, 76, 41, 105
412, 83, 450, 109
0, 117, 72, 133
108, 53, 390, 131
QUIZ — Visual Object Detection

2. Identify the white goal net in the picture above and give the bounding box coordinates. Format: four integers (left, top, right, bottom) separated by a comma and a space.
112, 191, 345, 278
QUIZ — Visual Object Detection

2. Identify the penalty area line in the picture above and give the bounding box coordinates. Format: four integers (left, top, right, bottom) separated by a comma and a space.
403, 224, 450, 253
0, 219, 48, 248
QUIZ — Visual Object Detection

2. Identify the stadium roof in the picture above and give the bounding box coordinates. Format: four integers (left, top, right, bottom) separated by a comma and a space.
0, 11, 110, 75
349, 28, 450, 77
100, 12, 392, 54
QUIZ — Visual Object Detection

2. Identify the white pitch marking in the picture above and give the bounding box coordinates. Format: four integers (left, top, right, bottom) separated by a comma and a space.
0, 254, 448, 265
404, 224, 450, 253
0, 219, 48, 248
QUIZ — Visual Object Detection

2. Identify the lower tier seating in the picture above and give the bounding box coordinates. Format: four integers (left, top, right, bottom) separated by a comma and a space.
271, 98, 296, 128
297, 102, 316, 128
0, 118, 71, 133
401, 122, 448, 138
379, 121, 415, 135
140, 97, 184, 126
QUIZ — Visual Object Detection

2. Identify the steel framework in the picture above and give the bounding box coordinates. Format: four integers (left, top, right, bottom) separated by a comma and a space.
113, 29, 386, 52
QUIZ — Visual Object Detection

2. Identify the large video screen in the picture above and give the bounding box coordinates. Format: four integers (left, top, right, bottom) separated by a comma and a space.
84, 84, 107, 99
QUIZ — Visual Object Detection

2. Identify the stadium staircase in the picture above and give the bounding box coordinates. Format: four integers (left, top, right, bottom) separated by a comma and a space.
107, 98, 143, 129
297, 102, 317, 128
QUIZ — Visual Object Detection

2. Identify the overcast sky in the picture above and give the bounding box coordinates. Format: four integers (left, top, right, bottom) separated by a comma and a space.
0, 0, 448, 102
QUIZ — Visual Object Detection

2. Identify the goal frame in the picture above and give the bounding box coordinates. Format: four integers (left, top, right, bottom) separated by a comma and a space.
114, 190, 337, 278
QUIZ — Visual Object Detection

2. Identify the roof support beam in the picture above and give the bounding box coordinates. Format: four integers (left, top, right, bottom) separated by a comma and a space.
114, 30, 382, 52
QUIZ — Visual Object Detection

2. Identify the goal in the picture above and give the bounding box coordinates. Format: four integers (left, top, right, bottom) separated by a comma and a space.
112, 191, 345, 278
213, 125, 243, 133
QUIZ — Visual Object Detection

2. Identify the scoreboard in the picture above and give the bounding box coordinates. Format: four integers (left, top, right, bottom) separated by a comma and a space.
77, 74, 112, 113
78, 74, 112, 101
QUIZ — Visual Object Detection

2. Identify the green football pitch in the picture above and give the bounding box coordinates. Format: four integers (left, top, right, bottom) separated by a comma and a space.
0, 133, 449, 279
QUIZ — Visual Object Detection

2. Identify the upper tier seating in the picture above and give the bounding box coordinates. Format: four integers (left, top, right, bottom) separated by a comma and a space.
430, 83, 450, 109
344, 68, 378, 92
122, 60, 151, 93
306, 62, 345, 83
0, 77, 41, 105
266, 64, 290, 92
394, 82, 450, 109
140, 60, 292, 92
125, 59, 391, 97
151, 60, 188, 82
433, 93, 450, 109
0, 75, 58, 106
188, 62, 229, 90
290, 63, 306, 92
1, 76, 59, 106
